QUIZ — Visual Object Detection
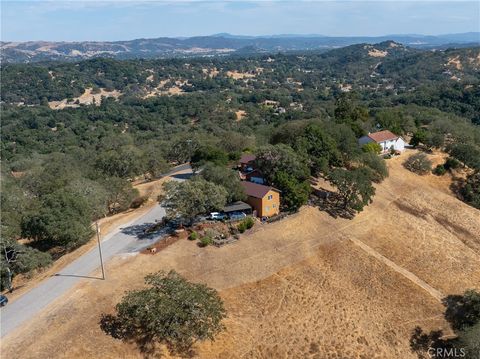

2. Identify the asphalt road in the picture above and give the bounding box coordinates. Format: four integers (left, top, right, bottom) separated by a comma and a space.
0, 165, 191, 338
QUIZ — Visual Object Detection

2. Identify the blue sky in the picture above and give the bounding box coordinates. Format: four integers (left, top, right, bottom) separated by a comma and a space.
1, 1, 479, 41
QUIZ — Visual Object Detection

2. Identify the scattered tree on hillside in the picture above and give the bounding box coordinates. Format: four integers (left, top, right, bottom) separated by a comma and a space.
200, 163, 246, 203
328, 167, 375, 212
294, 124, 341, 174
191, 146, 229, 172
21, 189, 94, 250
449, 143, 480, 170
162, 177, 227, 222
100, 270, 226, 354
0, 237, 52, 291
142, 146, 170, 179
254, 144, 309, 184
334, 92, 369, 136
362, 142, 382, 154
167, 138, 200, 164
403, 153, 432, 175
96, 148, 144, 179
410, 290, 480, 359
104, 177, 139, 214
460, 172, 480, 209
326, 123, 362, 163
409, 130, 428, 148
66, 178, 110, 219
273, 171, 311, 210
409, 129, 444, 150
443, 289, 480, 331
360, 152, 388, 183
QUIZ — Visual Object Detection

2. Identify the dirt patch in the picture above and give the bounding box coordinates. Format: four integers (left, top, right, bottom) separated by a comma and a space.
235, 110, 246, 121
226, 71, 255, 80
143, 80, 187, 98
48, 88, 121, 110
368, 49, 388, 57
447, 55, 463, 70
202, 67, 219, 78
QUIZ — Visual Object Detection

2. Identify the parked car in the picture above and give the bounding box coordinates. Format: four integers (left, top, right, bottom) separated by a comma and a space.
0, 295, 8, 307
229, 212, 247, 221
209, 212, 227, 221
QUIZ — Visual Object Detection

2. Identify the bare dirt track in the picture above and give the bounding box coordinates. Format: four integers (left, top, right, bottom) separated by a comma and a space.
2, 151, 479, 359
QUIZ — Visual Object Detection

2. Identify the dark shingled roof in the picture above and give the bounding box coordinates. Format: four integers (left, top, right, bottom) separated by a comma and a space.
223, 201, 252, 213
239, 153, 256, 164
241, 181, 280, 199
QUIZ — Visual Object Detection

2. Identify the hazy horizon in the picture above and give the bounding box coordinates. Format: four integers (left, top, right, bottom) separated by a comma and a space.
1, 31, 480, 44
1, 1, 479, 42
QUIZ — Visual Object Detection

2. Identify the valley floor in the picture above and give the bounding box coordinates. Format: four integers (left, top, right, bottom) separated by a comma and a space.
2, 151, 480, 358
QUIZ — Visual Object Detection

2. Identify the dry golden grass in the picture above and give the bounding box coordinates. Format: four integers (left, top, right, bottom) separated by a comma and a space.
226, 71, 255, 80
48, 88, 121, 110
2, 151, 479, 359
368, 49, 388, 57
235, 110, 246, 121
446, 56, 463, 70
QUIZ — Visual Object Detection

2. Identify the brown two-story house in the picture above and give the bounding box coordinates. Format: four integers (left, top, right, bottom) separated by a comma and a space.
239, 153, 256, 172
241, 181, 281, 217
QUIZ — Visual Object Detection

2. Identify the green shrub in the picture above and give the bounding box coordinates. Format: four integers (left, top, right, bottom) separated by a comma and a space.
433, 165, 447, 176
130, 195, 149, 209
237, 222, 247, 233
188, 231, 198, 241
460, 172, 480, 209
361, 152, 388, 183
199, 236, 213, 247
383, 154, 392, 159
237, 217, 255, 233
362, 142, 382, 154
444, 157, 461, 171
244, 217, 255, 229
403, 153, 432, 175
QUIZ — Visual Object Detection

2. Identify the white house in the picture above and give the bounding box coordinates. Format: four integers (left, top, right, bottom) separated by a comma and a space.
358, 130, 405, 153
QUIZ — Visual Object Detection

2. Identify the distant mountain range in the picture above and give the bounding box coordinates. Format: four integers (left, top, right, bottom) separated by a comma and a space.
1, 32, 478, 63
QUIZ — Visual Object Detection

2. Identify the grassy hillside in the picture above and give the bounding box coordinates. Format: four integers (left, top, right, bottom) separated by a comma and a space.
2, 153, 479, 358
1, 42, 479, 293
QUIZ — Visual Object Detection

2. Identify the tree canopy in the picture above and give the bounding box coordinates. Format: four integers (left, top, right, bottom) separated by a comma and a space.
100, 270, 226, 354
200, 163, 246, 203
328, 167, 376, 213
162, 177, 227, 222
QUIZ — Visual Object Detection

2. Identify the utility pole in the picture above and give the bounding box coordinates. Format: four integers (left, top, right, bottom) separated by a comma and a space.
96, 222, 106, 280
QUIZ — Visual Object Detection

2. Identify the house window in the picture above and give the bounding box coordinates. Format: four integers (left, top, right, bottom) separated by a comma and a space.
267, 195, 273, 200
273, 204, 276, 208
265, 206, 270, 212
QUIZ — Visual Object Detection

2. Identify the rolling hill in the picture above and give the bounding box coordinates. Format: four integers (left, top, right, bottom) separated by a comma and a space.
1, 32, 478, 63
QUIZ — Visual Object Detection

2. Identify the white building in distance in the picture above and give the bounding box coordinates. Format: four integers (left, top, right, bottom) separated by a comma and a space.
358, 130, 405, 153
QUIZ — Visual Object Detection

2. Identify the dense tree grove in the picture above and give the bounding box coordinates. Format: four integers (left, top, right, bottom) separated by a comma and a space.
1, 43, 479, 283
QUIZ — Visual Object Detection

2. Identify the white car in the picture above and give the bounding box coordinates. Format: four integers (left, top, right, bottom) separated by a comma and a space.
209, 212, 227, 220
